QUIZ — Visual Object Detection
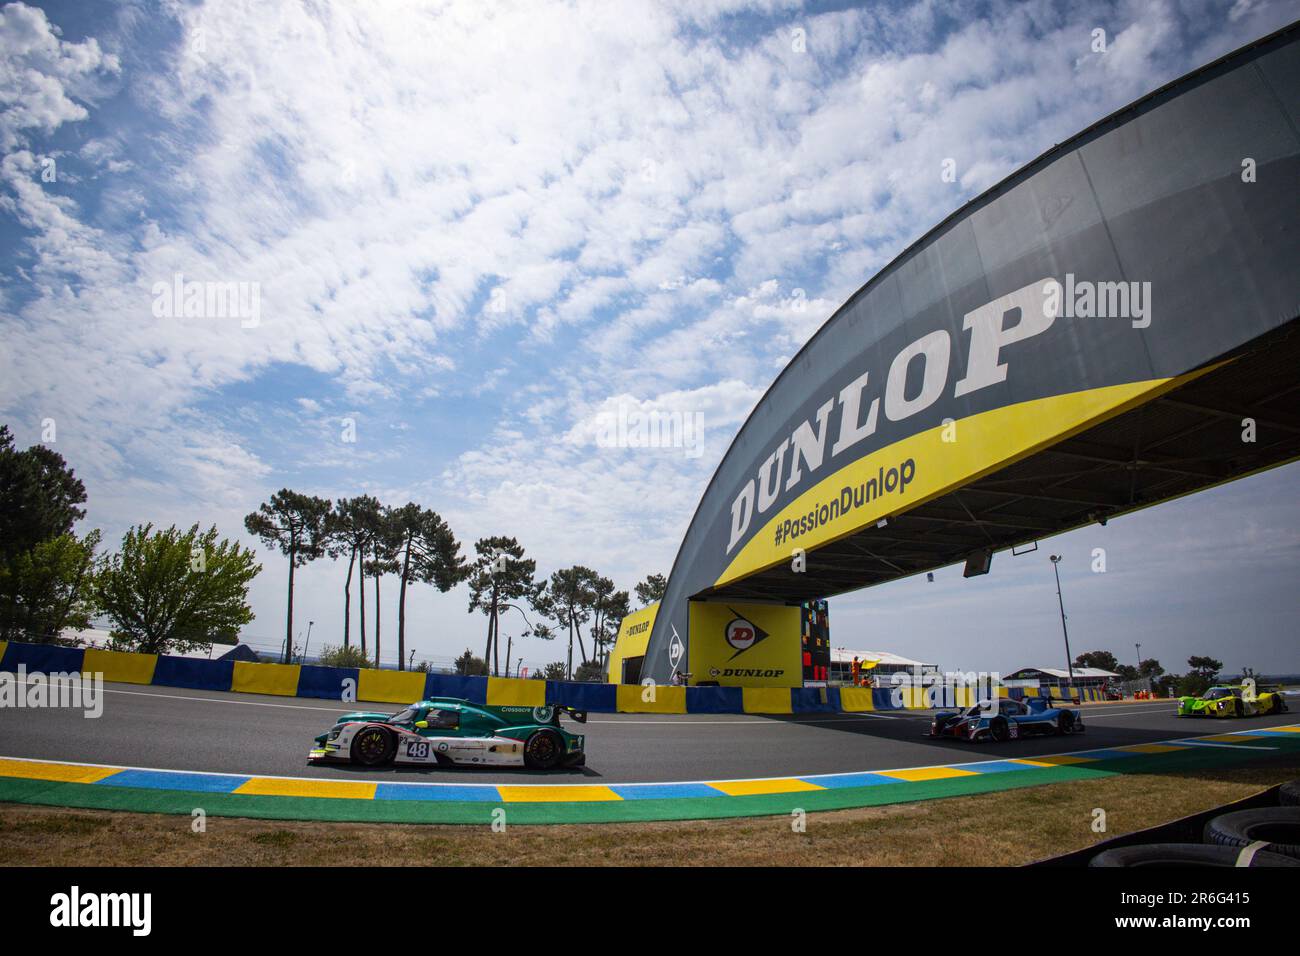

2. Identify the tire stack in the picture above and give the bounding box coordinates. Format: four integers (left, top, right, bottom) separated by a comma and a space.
1090, 780, 1300, 867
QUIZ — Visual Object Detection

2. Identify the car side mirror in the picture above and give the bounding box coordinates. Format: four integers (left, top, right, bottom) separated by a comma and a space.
414, 720, 429, 729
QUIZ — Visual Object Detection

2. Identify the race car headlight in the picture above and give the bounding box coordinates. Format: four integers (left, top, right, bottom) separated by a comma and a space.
328, 728, 341, 740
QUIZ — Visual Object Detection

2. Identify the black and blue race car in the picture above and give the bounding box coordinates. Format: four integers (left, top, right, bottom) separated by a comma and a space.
928, 696, 1084, 742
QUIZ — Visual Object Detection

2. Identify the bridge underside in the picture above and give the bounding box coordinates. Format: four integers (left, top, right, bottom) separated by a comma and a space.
699, 317, 1300, 605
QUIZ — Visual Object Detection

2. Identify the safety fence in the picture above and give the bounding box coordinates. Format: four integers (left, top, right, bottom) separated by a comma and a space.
0, 640, 1108, 714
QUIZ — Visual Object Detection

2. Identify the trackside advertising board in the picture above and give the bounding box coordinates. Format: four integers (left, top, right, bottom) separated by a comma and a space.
606, 602, 658, 684
688, 602, 802, 687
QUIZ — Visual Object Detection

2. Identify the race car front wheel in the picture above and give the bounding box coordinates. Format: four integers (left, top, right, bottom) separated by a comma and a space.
1057, 711, 1075, 735
523, 729, 564, 770
350, 726, 396, 766
989, 717, 1009, 743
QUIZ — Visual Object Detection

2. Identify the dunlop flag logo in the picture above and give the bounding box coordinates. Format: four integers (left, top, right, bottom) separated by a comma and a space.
725, 609, 770, 660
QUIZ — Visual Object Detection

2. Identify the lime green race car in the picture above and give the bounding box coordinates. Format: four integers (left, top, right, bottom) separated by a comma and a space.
1177, 685, 1289, 718
309, 698, 587, 770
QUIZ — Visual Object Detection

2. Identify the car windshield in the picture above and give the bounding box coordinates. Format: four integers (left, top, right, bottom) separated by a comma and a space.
1204, 688, 1236, 701
389, 707, 418, 724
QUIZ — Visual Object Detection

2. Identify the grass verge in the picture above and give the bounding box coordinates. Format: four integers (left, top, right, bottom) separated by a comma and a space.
1, 762, 1295, 865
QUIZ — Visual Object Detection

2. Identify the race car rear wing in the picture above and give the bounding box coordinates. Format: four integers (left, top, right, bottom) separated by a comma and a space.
558, 706, 588, 723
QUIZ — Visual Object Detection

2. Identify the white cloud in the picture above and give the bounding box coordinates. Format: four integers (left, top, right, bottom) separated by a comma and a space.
0, 1, 120, 151
2, 0, 1296, 665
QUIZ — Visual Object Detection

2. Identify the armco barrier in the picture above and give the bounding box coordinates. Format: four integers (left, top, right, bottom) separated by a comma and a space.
839, 686, 874, 712
547, 679, 616, 712
0, 640, 1120, 715
1005, 685, 1110, 702
791, 686, 839, 714
231, 660, 300, 696
3, 641, 84, 674
743, 686, 792, 714
297, 664, 359, 700
152, 655, 234, 692
486, 675, 545, 707
358, 668, 425, 705
615, 683, 686, 713
425, 673, 487, 704
83, 647, 156, 685
684, 685, 743, 713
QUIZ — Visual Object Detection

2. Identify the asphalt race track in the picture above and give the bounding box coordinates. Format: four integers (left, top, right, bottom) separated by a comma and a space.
2, 680, 1296, 785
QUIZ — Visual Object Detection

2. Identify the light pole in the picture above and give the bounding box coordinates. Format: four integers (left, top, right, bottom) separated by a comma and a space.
1049, 555, 1074, 682
1135, 642, 1142, 673
497, 604, 540, 679
303, 621, 314, 663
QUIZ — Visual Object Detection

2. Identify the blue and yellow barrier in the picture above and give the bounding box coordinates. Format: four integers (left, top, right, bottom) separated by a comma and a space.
231, 660, 300, 696
743, 687, 793, 715
82, 648, 156, 685
1005, 685, 1111, 703
358, 668, 426, 705
485, 676, 546, 707
615, 683, 686, 713
839, 686, 874, 712
0, 640, 1125, 715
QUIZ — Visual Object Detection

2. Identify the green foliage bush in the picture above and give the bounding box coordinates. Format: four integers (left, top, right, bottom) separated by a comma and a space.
316, 643, 371, 668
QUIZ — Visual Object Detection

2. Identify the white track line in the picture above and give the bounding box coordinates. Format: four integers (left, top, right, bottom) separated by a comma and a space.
1074, 707, 1179, 719
8, 679, 351, 713
5, 678, 1272, 729
10, 679, 922, 723
1172, 739, 1277, 750
2, 723, 1292, 789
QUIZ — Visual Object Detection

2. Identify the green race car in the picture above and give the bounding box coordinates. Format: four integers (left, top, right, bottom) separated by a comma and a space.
309, 698, 587, 770
1177, 684, 1289, 718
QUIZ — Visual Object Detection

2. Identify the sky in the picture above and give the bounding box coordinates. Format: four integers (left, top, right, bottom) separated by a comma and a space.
1, 0, 1296, 676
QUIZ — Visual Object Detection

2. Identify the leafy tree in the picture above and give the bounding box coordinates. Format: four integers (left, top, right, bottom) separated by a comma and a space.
634, 572, 667, 607
1113, 664, 1139, 682
316, 643, 370, 668
535, 566, 597, 679
95, 524, 259, 654
245, 490, 333, 661
327, 495, 381, 651
1187, 655, 1223, 684
1175, 672, 1212, 697
574, 660, 604, 682
454, 648, 488, 676
540, 661, 566, 681
0, 530, 101, 642
1073, 650, 1119, 673
1138, 658, 1165, 679
588, 577, 629, 677
0, 425, 88, 566
465, 537, 542, 676
364, 507, 404, 667
388, 503, 467, 670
